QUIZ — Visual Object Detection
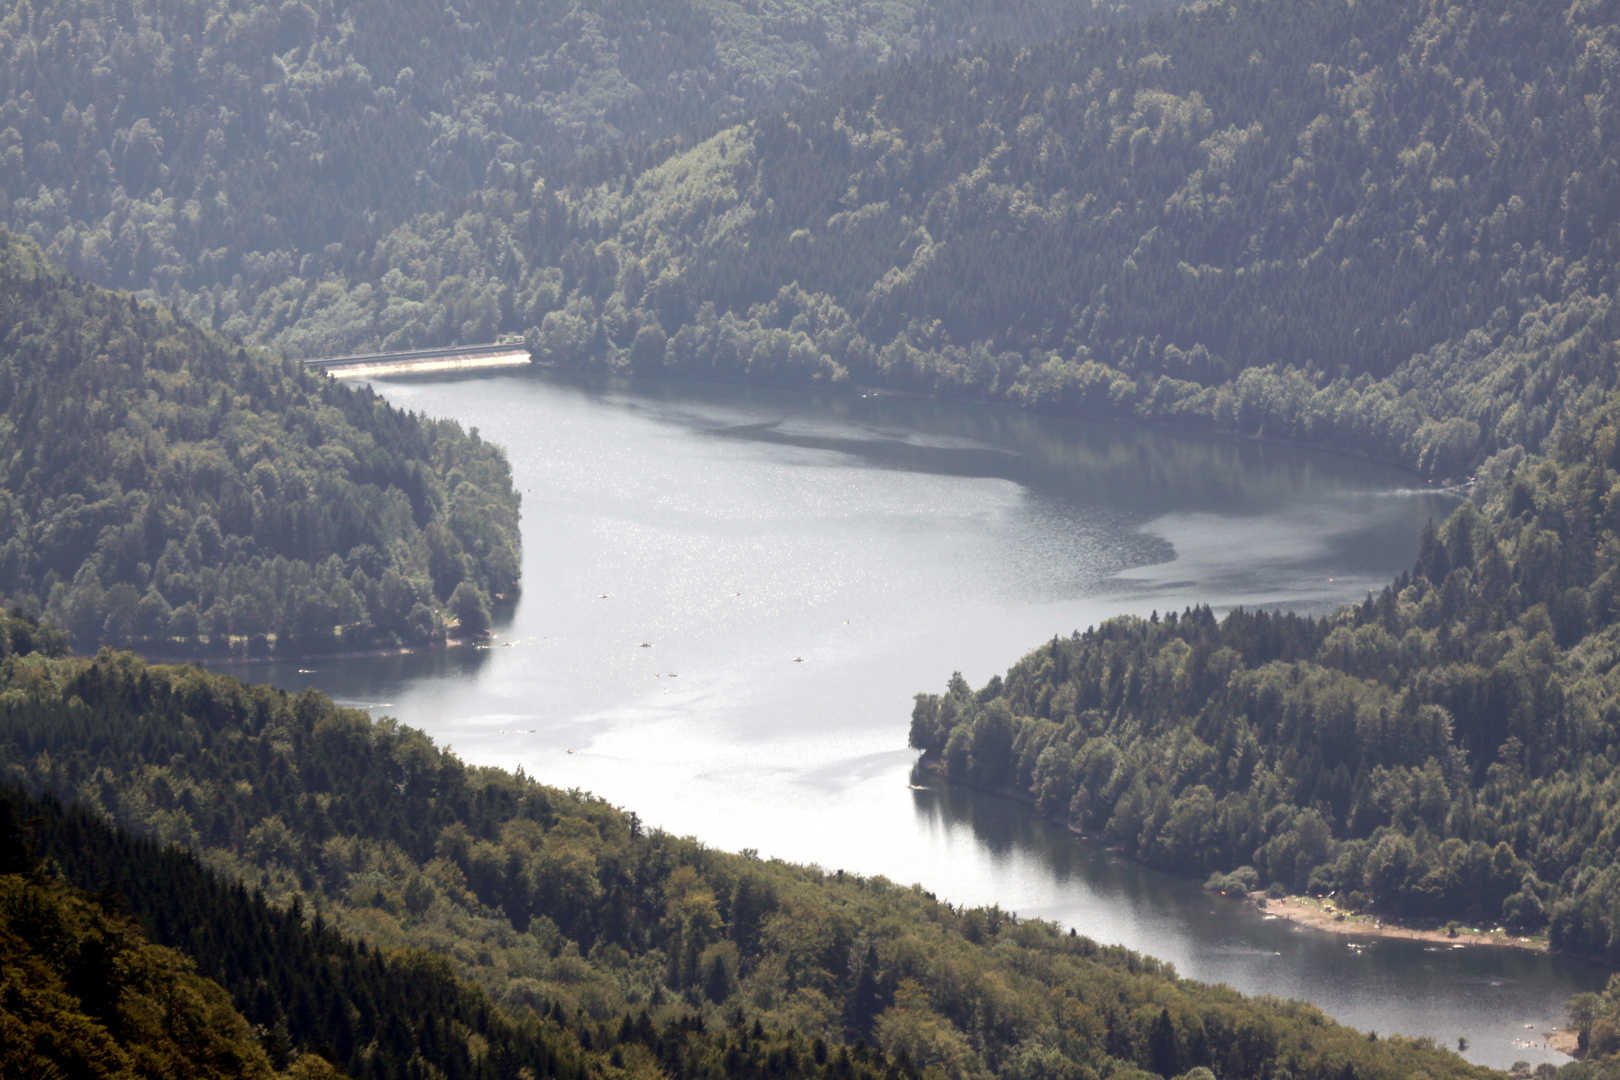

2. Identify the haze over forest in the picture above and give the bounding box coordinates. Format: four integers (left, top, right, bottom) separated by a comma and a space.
3, 0, 1620, 1078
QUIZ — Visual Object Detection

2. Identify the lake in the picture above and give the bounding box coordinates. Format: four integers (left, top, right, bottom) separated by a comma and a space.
221, 369, 1604, 1069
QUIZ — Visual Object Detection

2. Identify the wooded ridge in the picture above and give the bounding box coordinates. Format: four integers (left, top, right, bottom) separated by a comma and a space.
912, 382, 1620, 963
5, 0, 1620, 1074
0, 227, 520, 654
3, 785, 939, 1080
198, 0, 1619, 481
0, 0, 1153, 308
0, 629, 1501, 1080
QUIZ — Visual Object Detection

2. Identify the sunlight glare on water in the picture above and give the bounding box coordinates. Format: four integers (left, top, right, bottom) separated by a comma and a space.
220, 370, 1601, 1069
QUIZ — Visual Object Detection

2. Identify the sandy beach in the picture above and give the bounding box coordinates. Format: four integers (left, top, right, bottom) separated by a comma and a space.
1251, 893, 1548, 952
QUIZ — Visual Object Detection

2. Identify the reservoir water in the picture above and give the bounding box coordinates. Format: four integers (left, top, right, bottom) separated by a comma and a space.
223, 369, 1605, 1069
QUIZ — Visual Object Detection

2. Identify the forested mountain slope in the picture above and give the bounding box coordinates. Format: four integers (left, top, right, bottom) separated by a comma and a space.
0, 0, 1149, 308
911, 382, 1620, 958
5, 788, 938, 1080
0, 813, 292, 1079
0, 633, 1500, 1080
233, 0, 1620, 479
0, 227, 519, 654
9, 792, 927, 1080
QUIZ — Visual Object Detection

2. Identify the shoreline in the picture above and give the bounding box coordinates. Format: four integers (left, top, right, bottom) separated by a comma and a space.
915, 758, 1564, 961
138, 635, 485, 668
1253, 893, 1550, 953
1547, 1030, 1580, 1057
504, 363, 1465, 487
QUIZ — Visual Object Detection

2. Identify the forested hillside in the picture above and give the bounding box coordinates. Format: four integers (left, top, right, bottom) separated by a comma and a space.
226, 0, 1620, 479
0, 227, 519, 654
6, 0, 1620, 1072
0, 0, 1148, 315
0, 633, 1500, 1080
911, 381, 1620, 958
0, 807, 294, 1078
4, 789, 935, 1080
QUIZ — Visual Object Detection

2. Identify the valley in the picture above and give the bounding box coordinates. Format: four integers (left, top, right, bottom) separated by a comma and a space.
4, 0, 1620, 1077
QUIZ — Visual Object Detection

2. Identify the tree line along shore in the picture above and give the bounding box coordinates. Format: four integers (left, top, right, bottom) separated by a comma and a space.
5, 0, 1620, 1075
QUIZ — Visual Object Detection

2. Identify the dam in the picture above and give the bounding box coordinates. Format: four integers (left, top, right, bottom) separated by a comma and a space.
303, 342, 532, 377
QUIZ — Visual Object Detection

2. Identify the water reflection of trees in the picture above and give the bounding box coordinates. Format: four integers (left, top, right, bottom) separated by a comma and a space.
221, 638, 495, 702
908, 767, 1183, 915
599, 372, 1449, 520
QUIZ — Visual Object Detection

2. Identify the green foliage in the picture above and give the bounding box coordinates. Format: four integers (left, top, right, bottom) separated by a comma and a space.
0, 227, 519, 654
1554, 1061, 1620, 1080
1202, 866, 1257, 897
1555, 976, 1620, 1077
223, 0, 1620, 480
0, 862, 286, 1078
913, 385, 1620, 958
4, 789, 927, 1080
0, 0, 1147, 313
0, 640, 1498, 1080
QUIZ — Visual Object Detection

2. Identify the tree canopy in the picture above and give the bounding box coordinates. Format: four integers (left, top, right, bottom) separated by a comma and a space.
6, 0, 1620, 1072
3, 783, 934, 1080
0, 634, 1499, 1080
0, 813, 292, 1079
0, 0, 1154, 312
207, 0, 1619, 481
0, 227, 519, 654
911, 381, 1620, 960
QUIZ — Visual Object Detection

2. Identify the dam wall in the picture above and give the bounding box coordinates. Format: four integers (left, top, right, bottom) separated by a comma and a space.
303, 343, 532, 378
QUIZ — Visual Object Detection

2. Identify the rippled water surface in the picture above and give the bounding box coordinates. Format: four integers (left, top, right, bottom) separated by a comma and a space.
221, 370, 1604, 1069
